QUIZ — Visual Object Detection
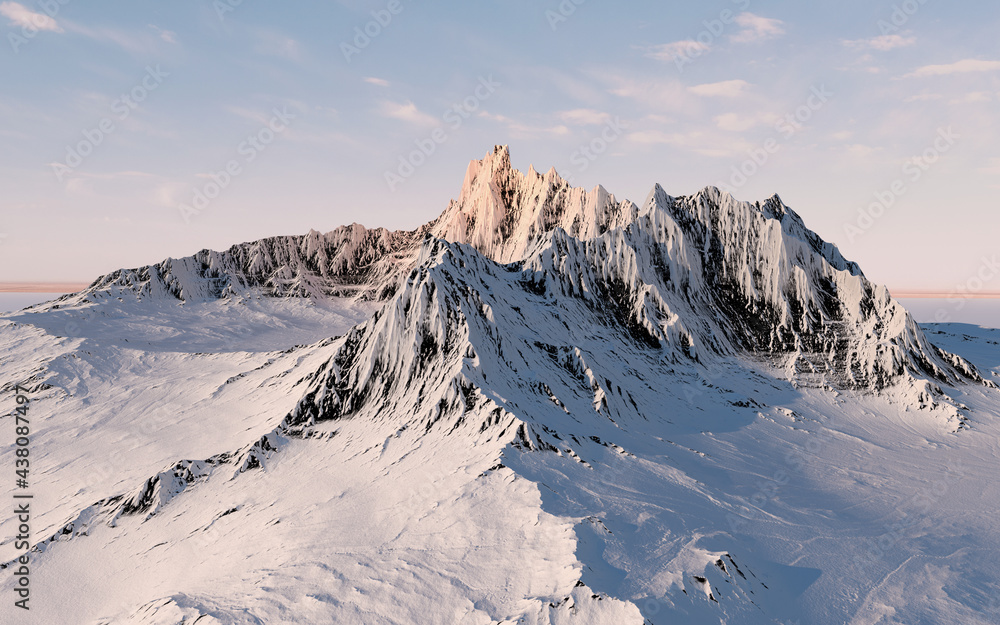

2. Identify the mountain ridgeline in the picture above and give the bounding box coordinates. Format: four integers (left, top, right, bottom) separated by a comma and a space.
53, 145, 986, 398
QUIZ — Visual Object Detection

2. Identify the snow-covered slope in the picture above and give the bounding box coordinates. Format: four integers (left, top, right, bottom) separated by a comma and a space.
2, 146, 999, 624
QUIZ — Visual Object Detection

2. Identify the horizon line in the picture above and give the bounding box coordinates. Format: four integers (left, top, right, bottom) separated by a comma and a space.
0, 283, 92, 293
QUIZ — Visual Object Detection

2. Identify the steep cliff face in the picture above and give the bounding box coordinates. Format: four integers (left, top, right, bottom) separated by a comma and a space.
524, 184, 987, 391
285, 215, 987, 451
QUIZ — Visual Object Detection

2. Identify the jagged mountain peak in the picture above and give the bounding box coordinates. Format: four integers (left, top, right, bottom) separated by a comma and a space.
656, 185, 861, 280
431, 145, 637, 264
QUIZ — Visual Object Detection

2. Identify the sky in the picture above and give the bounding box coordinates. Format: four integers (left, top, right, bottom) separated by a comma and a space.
0, 0, 997, 295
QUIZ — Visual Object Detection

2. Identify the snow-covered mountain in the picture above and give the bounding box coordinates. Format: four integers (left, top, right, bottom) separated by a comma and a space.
49, 147, 635, 306
2, 146, 999, 624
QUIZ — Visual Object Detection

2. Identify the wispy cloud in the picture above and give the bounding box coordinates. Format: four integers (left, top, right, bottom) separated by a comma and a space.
950, 91, 993, 104
61, 170, 160, 198
0, 1, 61, 32
149, 25, 177, 44
843, 144, 880, 158
730, 13, 785, 44
689, 79, 750, 98
252, 30, 303, 61
626, 129, 750, 157
643, 12, 783, 63
557, 109, 612, 125
364, 77, 390, 87
626, 130, 697, 145
904, 59, 1000, 78
904, 93, 942, 102
152, 181, 190, 208
842, 34, 915, 51
714, 112, 775, 132
601, 74, 699, 116
227, 106, 279, 126
643, 40, 709, 62
63, 23, 168, 55
978, 157, 1000, 176
378, 100, 438, 126
478, 111, 570, 136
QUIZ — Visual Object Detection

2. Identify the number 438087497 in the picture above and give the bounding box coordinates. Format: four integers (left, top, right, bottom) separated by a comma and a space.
13, 385, 30, 484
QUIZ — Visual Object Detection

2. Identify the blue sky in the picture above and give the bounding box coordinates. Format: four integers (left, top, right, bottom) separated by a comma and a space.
0, 0, 997, 294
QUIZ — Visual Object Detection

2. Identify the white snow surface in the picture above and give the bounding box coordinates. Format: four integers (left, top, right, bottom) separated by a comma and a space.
1, 146, 999, 624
